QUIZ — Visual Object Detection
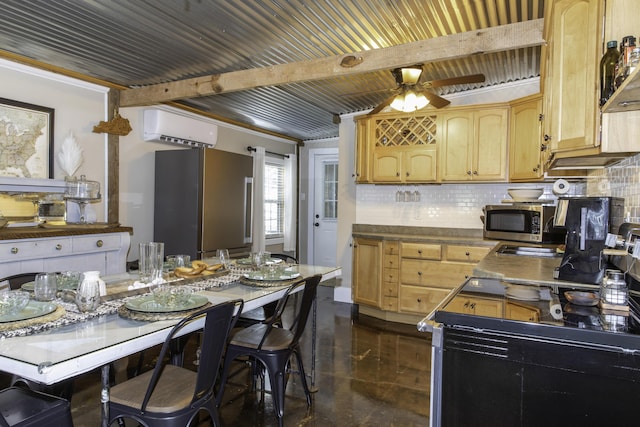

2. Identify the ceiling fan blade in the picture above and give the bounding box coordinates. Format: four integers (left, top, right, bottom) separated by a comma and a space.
367, 93, 397, 116
426, 74, 486, 88
424, 91, 450, 109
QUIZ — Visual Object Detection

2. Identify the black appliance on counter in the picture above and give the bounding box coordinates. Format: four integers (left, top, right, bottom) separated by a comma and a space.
555, 196, 624, 284
154, 149, 253, 260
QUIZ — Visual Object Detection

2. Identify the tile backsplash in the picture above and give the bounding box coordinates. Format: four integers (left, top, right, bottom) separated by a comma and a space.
353, 162, 640, 230
590, 153, 640, 222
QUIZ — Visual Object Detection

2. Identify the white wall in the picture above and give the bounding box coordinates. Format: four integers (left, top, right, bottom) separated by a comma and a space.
119, 106, 296, 261
0, 59, 109, 220
0, 60, 296, 264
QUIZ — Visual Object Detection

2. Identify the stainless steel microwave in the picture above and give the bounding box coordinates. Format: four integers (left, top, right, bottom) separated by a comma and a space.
483, 204, 566, 243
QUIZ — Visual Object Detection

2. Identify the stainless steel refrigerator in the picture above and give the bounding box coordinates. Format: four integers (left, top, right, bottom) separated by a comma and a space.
154, 148, 253, 260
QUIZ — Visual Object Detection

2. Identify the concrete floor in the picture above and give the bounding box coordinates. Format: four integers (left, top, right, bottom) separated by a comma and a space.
10, 287, 432, 426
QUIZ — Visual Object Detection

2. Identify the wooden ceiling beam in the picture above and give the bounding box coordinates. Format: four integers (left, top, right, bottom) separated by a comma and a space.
120, 19, 543, 107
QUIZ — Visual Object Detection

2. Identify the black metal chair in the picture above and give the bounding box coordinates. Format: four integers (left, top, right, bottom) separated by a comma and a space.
269, 253, 298, 264
0, 386, 73, 427
217, 274, 322, 427
0, 273, 39, 290
107, 298, 244, 427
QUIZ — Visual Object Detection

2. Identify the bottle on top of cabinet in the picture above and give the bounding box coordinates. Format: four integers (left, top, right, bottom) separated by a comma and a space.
614, 35, 637, 89
600, 40, 619, 106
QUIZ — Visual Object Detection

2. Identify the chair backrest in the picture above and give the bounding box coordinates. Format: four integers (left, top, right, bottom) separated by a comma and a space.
270, 253, 298, 264
140, 298, 244, 411
259, 274, 321, 350
0, 273, 40, 290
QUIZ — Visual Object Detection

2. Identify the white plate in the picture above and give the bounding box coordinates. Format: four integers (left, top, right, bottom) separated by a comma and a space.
0, 301, 57, 323
505, 285, 540, 301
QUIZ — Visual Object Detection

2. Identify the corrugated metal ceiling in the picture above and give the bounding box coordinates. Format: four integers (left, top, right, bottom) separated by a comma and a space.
0, 0, 545, 141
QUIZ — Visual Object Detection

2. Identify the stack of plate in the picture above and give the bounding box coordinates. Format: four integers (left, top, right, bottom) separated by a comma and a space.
505, 285, 540, 301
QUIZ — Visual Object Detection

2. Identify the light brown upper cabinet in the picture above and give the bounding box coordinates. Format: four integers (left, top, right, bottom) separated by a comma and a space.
509, 94, 545, 181
355, 112, 438, 184
439, 105, 508, 182
543, 0, 640, 165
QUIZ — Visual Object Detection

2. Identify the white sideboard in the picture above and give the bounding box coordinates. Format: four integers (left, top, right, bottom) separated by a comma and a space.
0, 231, 131, 277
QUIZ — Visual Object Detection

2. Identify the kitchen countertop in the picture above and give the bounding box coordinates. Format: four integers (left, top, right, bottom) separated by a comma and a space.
472, 242, 593, 289
352, 224, 494, 245
0, 224, 133, 240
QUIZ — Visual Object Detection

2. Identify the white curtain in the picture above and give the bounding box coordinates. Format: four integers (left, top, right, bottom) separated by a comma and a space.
252, 147, 266, 252
283, 153, 297, 252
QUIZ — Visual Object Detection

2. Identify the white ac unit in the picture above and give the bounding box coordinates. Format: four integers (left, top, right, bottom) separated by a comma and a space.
143, 109, 218, 148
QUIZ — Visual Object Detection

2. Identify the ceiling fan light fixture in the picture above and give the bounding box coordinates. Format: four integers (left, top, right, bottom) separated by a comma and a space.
390, 89, 429, 112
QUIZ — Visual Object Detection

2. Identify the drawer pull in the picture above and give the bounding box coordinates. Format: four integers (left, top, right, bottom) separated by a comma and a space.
464, 302, 469, 308
465, 251, 470, 256
417, 271, 422, 276
470, 303, 476, 309
11, 247, 18, 254
96, 239, 104, 248
418, 249, 422, 254
55, 244, 62, 250
416, 298, 421, 303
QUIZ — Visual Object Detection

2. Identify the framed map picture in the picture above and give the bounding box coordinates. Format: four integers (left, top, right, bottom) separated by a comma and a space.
0, 97, 54, 179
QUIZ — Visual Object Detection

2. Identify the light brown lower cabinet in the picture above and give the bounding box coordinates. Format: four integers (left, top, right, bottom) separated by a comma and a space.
352, 236, 493, 323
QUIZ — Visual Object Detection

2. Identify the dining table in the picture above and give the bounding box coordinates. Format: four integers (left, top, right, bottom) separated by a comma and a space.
0, 263, 341, 426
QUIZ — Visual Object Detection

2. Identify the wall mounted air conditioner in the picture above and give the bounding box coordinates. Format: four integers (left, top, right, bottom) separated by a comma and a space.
143, 109, 218, 148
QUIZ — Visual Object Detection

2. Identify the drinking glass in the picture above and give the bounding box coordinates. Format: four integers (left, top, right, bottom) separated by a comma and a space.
139, 242, 165, 283
75, 278, 101, 312
166, 254, 191, 270
34, 273, 57, 302
216, 249, 230, 269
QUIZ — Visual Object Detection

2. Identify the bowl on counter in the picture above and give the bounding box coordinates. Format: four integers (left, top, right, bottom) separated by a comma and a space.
508, 188, 544, 201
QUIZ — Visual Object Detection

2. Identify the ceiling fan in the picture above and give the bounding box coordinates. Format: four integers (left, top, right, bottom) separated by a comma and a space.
367, 65, 486, 115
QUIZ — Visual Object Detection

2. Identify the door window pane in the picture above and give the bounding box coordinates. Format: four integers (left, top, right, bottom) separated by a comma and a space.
323, 162, 338, 219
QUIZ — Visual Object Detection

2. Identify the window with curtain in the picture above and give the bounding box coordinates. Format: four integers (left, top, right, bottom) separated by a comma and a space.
264, 159, 284, 238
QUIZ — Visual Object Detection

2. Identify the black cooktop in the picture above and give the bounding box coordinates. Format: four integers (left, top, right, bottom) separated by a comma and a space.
434, 277, 640, 351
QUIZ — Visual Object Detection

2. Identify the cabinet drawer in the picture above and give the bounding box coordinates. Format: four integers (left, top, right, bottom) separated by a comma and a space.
446, 245, 491, 263
401, 259, 473, 288
0, 238, 72, 261
382, 279, 398, 297
383, 268, 398, 284
72, 234, 122, 253
399, 285, 451, 315
382, 296, 398, 312
383, 254, 399, 269
384, 241, 400, 255
401, 242, 441, 260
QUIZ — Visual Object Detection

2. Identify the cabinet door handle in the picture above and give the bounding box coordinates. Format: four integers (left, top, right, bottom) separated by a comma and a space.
466, 170, 472, 175
470, 303, 476, 309
96, 239, 104, 248
417, 271, 422, 276
544, 134, 552, 141
55, 244, 62, 250
406, 171, 410, 177
396, 172, 400, 177
465, 251, 470, 256
473, 171, 478, 175
418, 249, 422, 254
11, 247, 18, 254
463, 302, 469, 308
416, 298, 422, 303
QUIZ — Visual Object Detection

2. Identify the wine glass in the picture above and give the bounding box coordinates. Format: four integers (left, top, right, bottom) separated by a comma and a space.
216, 249, 230, 269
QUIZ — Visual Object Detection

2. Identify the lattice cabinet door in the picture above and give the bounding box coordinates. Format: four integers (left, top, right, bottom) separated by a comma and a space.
374, 114, 437, 149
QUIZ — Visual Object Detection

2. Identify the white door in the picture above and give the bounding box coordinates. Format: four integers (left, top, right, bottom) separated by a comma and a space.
312, 153, 338, 267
